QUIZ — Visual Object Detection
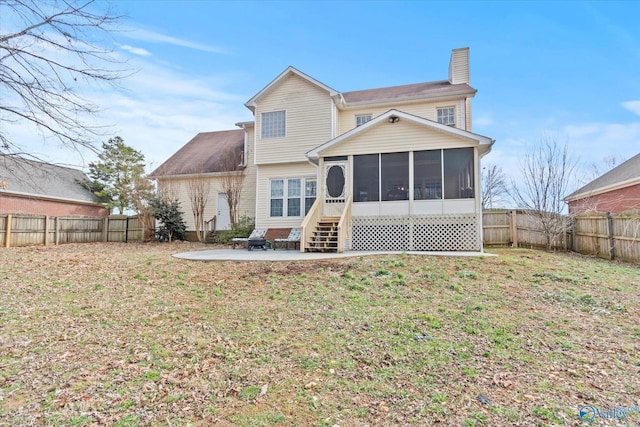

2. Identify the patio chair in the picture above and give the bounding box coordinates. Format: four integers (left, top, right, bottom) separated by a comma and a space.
273, 228, 301, 250
231, 229, 267, 249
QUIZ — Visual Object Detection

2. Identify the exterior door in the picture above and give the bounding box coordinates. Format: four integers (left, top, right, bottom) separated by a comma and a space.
323, 161, 348, 217
217, 192, 231, 230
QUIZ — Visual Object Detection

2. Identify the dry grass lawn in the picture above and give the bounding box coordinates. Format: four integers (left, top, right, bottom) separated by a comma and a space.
0, 242, 639, 426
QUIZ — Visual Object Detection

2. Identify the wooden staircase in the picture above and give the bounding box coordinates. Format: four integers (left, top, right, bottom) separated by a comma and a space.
306, 217, 339, 252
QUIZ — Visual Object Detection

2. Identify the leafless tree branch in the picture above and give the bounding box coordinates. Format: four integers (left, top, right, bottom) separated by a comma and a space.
511, 132, 579, 250
0, 0, 128, 155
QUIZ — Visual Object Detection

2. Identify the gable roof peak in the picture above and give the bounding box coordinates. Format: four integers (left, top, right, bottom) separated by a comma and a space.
245, 66, 338, 113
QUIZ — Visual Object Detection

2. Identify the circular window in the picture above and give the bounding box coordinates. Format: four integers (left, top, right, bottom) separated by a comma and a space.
326, 165, 345, 198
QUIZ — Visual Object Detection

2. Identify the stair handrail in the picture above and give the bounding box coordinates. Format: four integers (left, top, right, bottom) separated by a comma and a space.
336, 195, 352, 253
300, 198, 321, 252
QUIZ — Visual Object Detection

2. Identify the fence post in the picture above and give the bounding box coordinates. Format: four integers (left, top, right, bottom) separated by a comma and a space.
44, 215, 49, 246
510, 210, 518, 248
5, 214, 11, 248
125, 216, 130, 243
606, 212, 615, 260
103, 217, 109, 242
55, 217, 60, 245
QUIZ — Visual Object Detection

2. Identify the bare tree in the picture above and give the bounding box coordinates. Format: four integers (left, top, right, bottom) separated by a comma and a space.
512, 133, 578, 250
186, 173, 210, 242
219, 148, 245, 226
129, 175, 156, 241
587, 154, 623, 181
0, 0, 125, 156
481, 163, 509, 209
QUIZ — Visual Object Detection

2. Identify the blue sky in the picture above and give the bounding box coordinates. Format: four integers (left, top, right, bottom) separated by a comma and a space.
8, 0, 640, 185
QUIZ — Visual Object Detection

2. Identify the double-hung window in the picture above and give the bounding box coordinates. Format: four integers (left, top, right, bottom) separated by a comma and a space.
305, 179, 317, 214
287, 179, 301, 216
270, 177, 316, 217
270, 179, 284, 216
356, 114, 372, 127
437, 107, 455, 126
261, 110, 286, 138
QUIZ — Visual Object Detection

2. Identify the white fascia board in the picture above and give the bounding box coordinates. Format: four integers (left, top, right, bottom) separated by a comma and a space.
564, 177, 640, 202
307, 109, 493, 161
338, 90, 477, 110
0, 189, 105, 207
152, 170, 244, 181
245, 66, 339, 111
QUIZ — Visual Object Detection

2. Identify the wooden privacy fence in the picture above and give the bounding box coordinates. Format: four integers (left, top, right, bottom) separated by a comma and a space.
1, 214, 146, 247
483, 209, 640, 263
3, 211, 639, 263
572, 212, 640, 262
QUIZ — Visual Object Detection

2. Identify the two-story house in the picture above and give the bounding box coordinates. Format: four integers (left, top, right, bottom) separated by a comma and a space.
150, 47, 494, 252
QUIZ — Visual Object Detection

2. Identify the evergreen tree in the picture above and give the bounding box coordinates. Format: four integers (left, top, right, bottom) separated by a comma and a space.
83, 137, 147, 214
149, 196, 186, 242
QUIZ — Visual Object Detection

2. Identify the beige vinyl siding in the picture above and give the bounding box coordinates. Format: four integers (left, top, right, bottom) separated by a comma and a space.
160, 174, 257, 231
448, 47, 470, 85
336, 98, 467, 136
241, 126, 258, 220
255, 74, 333, 165
323, 120, 476, 158
156, 128, 258, 231
255, 162, 318, 229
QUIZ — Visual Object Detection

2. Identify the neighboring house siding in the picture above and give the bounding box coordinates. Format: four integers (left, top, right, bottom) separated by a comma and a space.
255, 74, 333, 164
568, 183, 640, 214
0, 193, 108, 217
323, 120, 476, 158
336, 99, 466, 136
255, 162, 318, 228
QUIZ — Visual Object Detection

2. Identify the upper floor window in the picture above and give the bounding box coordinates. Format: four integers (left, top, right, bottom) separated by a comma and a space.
261, 110, 286, 138
437, 107, 455, 126
356, 114, 372, 127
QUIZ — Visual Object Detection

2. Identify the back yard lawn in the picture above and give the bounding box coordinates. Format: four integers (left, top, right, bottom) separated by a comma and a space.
0, 243, 638, 426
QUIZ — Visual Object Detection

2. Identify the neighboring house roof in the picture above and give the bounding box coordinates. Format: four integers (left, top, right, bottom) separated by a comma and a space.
245, 66, 339, 113
306, 109, 494, 162
0, 155, 99, 203
339, 80, 476, 107
148, 129, 245, 178
565, 152, 640, 201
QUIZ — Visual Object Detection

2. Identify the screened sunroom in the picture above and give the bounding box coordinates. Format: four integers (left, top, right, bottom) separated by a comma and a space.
305, 110, 493, 252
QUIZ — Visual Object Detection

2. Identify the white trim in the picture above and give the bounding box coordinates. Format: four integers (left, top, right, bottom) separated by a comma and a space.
436, 105, 456, 126
153, 170, 244, 180
306, 109, 494, 162
0, 189, 106, 207
268, 176, 317, 219
336, 89, 477, 110
565, 177, 640, 202
260, 110, 287, 139
245, 66, 339, 111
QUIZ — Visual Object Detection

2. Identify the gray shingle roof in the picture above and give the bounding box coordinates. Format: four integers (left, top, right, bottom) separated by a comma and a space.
0, 155, 98, 202
341, 80, 476, 105
566, 152, 640, 200
148, 129, 245, 178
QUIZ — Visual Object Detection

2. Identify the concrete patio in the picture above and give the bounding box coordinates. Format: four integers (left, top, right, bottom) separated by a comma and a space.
172, 248, 495, 262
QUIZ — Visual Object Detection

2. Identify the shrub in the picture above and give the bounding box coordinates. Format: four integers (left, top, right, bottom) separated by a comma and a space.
214, 216, 255, 244
149, 196, 187, 242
